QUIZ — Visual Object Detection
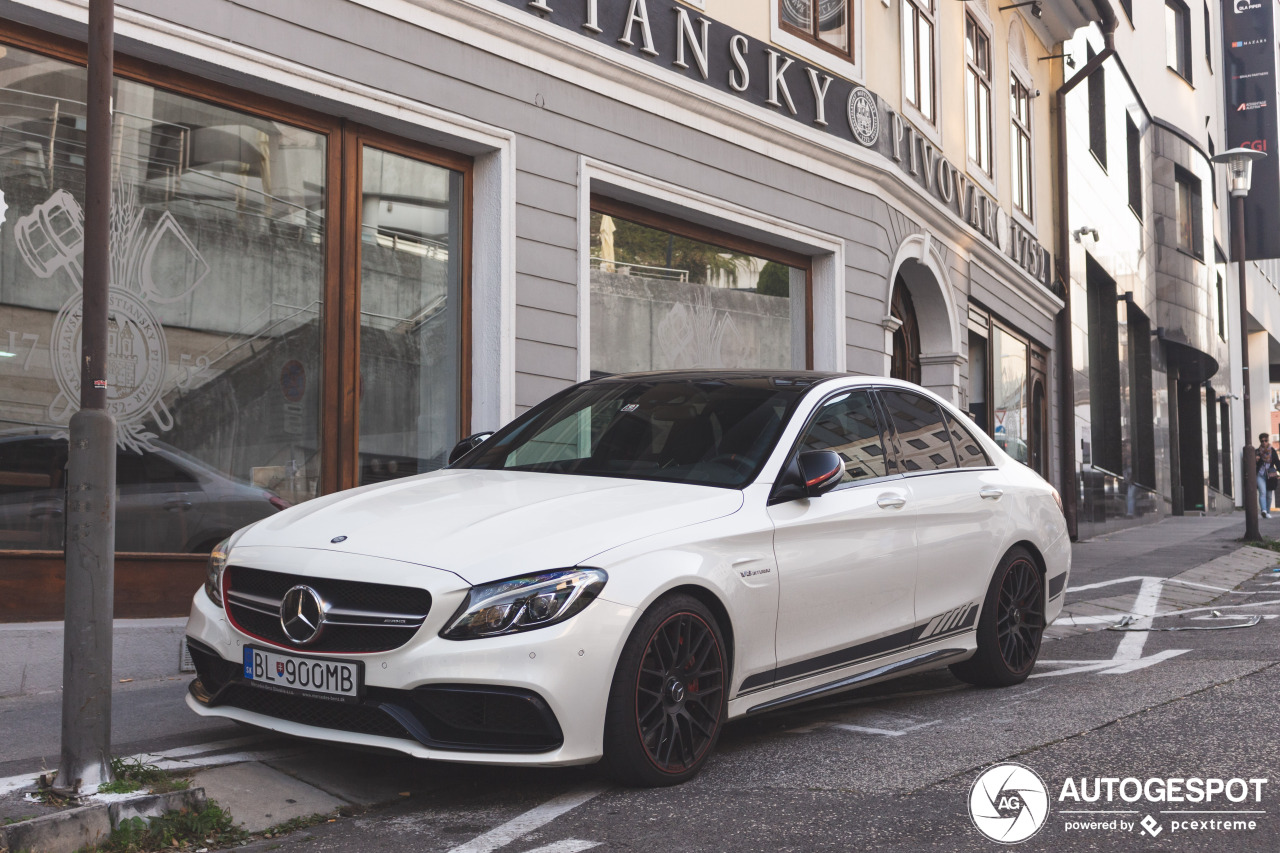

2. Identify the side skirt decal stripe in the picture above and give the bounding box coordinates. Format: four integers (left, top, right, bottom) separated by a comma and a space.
738, 603, 980, 694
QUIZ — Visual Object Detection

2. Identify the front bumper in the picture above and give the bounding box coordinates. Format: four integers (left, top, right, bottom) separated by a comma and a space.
185, 556, 637, 766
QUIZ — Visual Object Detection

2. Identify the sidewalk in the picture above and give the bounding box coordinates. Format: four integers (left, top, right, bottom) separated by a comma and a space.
1, 512, 1277, 851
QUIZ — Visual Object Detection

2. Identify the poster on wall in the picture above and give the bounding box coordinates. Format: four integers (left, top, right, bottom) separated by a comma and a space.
1223, 0, 1280, 259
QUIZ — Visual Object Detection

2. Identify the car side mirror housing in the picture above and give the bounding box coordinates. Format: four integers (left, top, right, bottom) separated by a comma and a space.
798, 450, 844, 497
769, 449, 845, 504
447, 432, 495, 465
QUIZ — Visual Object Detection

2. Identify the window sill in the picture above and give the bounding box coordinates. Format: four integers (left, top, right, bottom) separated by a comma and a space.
902, 101, 941, 147
1176, 246, 1205, 264
1128, 203, 1143, 223
1166, 65, 1194, 89
1089, 148, 1108, 175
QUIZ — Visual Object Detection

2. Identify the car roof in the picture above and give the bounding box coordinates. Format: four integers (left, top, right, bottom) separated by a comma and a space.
586, 369, 850, 387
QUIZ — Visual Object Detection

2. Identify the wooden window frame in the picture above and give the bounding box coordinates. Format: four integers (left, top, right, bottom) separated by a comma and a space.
340, 126, 473, 490
0, 21, 473, 547
964, 13, 993, 177
902, 0, 937, 125
1011, 76, 1034, 218
779, 0, 854, 61
591, 194, 815, 370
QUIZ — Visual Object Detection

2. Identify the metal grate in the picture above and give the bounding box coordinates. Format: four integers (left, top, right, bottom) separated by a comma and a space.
215, 683, 412, 741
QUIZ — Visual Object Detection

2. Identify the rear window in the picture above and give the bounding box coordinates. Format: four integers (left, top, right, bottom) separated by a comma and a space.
879, 390, 958, 473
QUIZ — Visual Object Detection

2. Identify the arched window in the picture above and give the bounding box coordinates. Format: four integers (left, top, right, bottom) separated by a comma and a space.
890, 280, 922, 384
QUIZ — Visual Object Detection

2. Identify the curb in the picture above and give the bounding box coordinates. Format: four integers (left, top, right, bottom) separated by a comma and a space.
0, 787, 206, 853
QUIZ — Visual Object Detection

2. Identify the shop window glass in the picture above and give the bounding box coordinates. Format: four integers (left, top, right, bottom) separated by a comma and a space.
589, 211, 805, 374
0, 44, 324, 552
795, 390, 888, 484
992, 327, 1029, 465
879, 389, 957, 472
967, 329, 989, 432
357, 148, 463, 485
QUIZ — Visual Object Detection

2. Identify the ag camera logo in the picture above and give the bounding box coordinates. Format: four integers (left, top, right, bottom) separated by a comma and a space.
970, 763, 1051, 844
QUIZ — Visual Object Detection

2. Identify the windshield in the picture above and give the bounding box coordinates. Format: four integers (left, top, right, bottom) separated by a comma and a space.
457, 377, 809, 488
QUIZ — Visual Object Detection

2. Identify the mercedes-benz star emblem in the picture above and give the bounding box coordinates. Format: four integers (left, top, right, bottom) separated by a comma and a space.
280, 585, 327, 645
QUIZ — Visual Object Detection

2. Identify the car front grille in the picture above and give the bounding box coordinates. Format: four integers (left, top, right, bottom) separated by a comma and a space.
223, 565, 432, 654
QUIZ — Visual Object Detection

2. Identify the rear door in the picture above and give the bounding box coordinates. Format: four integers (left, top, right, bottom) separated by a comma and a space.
877, 389, 1009, 638
764, 388, 917, 692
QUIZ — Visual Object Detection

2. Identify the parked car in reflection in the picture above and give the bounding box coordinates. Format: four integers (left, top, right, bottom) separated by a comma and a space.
0, 433, 289, 552
185, 372, 1069, 786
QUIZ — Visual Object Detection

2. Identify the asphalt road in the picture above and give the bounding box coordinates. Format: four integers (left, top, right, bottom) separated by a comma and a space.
4, 515, 1279, 851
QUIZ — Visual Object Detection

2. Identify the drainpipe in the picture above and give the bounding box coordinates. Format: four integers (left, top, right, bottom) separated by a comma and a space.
1054, 0, 1118, 540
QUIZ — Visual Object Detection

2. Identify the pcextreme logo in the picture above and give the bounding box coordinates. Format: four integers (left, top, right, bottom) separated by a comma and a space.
969, 766, 1269, 844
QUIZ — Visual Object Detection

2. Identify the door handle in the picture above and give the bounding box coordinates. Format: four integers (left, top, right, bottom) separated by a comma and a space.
979, 487, 1005, 500
164, 500, 193, 511
877, 494, 907, 510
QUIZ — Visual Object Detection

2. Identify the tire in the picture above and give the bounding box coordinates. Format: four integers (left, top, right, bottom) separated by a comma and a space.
602, 594, 728, 787
949, 547, 1046, 687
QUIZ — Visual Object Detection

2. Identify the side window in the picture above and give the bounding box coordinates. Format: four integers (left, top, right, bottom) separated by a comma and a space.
795, 390, 889, 484
879, 390, 958, 472
945, 411, 992, 468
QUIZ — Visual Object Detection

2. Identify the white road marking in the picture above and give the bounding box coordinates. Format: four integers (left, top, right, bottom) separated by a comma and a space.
833, 720, 940, 737
520, 841, 601, 853
1030, 649, 1190, 678
445, 787, 607, 853
1114, 578, 1165, 660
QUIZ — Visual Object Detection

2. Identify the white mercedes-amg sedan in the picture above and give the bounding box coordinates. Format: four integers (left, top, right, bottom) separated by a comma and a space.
185, 371, 1069, 786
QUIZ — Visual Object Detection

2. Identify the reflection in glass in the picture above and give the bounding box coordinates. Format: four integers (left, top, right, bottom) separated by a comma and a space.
358, 147, 463, 485
0, 44, 325, 551
782, 0, 813, 30
992, 328, 1029, 464
796, 391, 887, 483
589, 213, 804, 374
818, 3, 849, 53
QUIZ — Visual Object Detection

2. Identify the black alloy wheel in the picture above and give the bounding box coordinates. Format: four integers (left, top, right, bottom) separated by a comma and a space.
603, 594, 727, 786
995, 555, 1046, 675
950, 546, 1045, 687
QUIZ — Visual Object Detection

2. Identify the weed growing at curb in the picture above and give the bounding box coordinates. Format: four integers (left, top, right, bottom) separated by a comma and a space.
97, 802, 245, 852
98, 757, 191, 795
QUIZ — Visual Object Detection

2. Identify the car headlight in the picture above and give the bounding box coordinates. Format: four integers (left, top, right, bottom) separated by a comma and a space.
205, 537, 231, 606
441, 569, 608, 640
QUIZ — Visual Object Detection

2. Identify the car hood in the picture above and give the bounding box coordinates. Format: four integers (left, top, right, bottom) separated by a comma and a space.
233, 469, 744, 585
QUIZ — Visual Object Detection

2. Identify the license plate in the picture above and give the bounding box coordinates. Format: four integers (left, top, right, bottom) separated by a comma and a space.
242, 646, 362, 701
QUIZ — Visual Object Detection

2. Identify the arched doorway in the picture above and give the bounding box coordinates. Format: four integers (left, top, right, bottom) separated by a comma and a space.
889, 279, 921, 384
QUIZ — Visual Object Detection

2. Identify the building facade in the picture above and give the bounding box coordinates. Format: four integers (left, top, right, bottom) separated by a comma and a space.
0, 0, 1095, 617
1061, 0, 1240, 540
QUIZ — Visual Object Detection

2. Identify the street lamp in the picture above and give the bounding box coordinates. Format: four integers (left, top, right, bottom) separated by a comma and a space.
1212, 146, 1267, 542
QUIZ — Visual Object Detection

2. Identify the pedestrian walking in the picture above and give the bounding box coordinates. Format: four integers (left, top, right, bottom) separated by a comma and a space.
1257, 434, 1278, 518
